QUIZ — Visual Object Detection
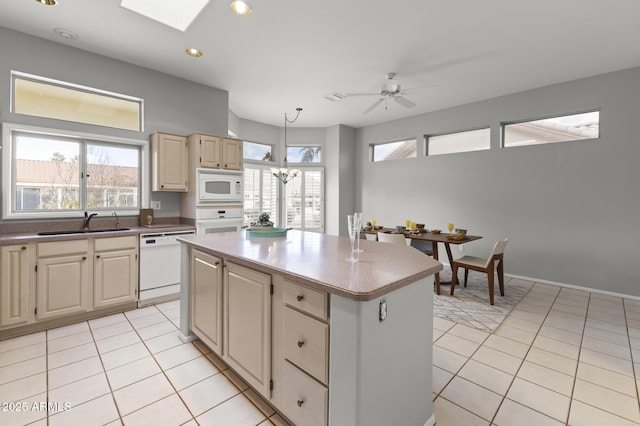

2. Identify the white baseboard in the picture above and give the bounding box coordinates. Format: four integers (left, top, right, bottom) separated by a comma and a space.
423, 413, 436, 426
505, 272, 640, 302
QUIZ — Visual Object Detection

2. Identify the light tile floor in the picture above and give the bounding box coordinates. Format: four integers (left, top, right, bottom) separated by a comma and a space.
0, 300, 289, 426
2, 282, 640, 425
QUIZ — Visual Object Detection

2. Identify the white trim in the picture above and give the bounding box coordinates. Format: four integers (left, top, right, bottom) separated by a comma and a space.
505, 272, 640, 302
423, 414, 436, 426
2, 122, 149, 220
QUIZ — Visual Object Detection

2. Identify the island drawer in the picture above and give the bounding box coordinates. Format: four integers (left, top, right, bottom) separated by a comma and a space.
283, 280, 328, 320
283, 306, 328, 384
282, 360, 328, 426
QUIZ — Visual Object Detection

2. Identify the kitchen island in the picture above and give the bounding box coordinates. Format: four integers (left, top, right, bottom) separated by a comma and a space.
178, 230, 442, 426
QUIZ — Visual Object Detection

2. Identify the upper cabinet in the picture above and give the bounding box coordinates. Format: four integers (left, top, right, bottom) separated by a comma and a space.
188, 133, 243, 170
151, 132, 188, 192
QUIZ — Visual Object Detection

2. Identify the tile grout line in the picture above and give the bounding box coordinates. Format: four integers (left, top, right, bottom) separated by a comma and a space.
487, 283, 562, 425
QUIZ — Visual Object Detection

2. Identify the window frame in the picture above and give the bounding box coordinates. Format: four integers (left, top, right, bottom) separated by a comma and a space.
2, 122, 149, 220
11, 70, 144, 132
501, 110, 600, 148
285, 145, 323, 164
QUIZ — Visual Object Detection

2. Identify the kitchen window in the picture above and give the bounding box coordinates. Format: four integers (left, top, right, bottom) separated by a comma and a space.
285, 168, 324, 232
11, 71, 143, 132
286, 146, 322, 163
503, 111, 600, 147
243, 141, 274, 162
243, 165, 280, 227
371, 139, 417, 162
426, 128, 490, 155
2, 123, 149, 219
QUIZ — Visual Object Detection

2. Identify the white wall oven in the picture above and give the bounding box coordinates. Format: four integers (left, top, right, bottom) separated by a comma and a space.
197, 169, 243, 205
195, 207, 243, 235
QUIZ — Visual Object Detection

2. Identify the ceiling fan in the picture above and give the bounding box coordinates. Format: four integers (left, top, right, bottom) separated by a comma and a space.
326, 73, 434, 114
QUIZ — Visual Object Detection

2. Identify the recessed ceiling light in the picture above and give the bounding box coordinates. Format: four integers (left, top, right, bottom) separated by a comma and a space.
53, 28, 79, 40
186, 48, 203, 58
35, 0, 57, 5
229, 1, 252, 15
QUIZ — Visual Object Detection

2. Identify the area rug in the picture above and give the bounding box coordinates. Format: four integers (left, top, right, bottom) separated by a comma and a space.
433, 267, 534, 332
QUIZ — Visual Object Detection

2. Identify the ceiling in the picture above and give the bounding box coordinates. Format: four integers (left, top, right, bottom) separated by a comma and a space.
1, 0, 639, 129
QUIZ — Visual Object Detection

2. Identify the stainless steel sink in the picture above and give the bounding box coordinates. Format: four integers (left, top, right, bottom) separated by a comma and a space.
37, 228, 130, 236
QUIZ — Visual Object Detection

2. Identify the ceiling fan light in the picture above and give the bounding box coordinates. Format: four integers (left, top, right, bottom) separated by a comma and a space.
230, 1, 252, 15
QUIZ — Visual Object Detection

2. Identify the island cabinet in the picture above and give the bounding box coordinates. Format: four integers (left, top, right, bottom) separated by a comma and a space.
93, 236, 138, 309
0, 244, 32, 328
151, 132, 188, 192
36, 240, 90, 320
278, 278, 330, 426
189, 249, 223, 355
179, 230, 440, 426
223, 262, 271, 396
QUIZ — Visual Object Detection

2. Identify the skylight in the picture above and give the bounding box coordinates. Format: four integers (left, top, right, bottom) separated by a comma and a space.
120, 0, 210, 32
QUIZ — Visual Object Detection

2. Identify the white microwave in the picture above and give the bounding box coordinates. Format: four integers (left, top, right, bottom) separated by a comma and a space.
196, 169, 243, 205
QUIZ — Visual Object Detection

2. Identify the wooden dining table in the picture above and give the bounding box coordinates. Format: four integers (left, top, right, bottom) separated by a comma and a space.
362, 229, 482, 295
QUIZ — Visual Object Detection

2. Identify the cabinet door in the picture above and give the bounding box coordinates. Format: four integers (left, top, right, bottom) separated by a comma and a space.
1, 245, 30, 328
94, 249, 137, 308
199, 135, 222, 168
152, 132, 187, 191
36, 254, 89, 320
221, 138, 243, 170
190, 250, 223, 354
224, 262, 271, 397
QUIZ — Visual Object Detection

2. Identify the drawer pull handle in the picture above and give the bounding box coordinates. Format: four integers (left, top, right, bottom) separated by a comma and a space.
296, 294, 304, 302
297, 339, 305, 348
297, 399, 304, 407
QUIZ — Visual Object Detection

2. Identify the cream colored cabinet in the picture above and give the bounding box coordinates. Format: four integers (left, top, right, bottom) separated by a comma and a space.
223, 262, 271, 397
36, 240, 90, 321
93, 236, 138, 309
151, 132, 188, 191
188, 133, 243, 170
221, 137, 243, 170
190, 249, 223, 355
1, 245, 31, 328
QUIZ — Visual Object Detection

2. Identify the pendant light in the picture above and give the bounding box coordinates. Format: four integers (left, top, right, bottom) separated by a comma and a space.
271, 108, 302, 184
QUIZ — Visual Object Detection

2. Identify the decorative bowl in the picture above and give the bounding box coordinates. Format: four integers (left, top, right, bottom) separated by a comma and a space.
431, 229, 441, 234
455, 228, 467, 237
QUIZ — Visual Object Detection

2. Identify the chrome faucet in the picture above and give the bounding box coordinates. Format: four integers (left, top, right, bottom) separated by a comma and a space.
82, 212, 98, 230
112, 211, 119, 229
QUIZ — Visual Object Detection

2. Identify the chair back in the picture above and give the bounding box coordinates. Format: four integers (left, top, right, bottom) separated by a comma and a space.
364, 233, 378, 241
485, 239, 508, 267
377, 232, 407, 245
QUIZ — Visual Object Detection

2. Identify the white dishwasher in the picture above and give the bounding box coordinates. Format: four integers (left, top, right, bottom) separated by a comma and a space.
139, 230, 195, 306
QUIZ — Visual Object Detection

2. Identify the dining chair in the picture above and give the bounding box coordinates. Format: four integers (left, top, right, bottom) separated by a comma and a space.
450, 239, 508, 305
365, 233, 378, 241
377, 232, 407, 245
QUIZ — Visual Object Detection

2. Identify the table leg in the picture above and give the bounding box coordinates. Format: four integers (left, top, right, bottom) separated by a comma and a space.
432, 243, 441, 295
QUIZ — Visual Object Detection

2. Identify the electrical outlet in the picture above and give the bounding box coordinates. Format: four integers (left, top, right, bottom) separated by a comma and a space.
379, 299, 387, 322
150, 201, 161, 210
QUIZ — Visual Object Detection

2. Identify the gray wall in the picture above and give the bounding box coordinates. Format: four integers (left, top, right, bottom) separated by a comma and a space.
0, 27, 229, 219
356, 67, 640, 296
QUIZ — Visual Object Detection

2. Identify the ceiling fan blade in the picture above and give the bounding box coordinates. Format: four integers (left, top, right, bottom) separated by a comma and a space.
394, 96, 416, 109
363, 98, 384, 114
344, 92, 380, 97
